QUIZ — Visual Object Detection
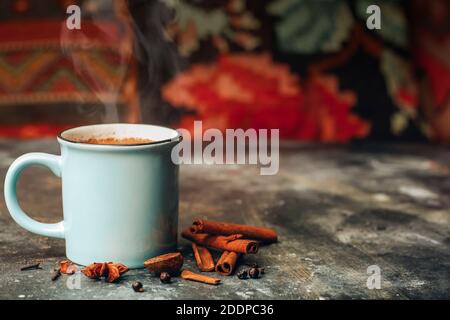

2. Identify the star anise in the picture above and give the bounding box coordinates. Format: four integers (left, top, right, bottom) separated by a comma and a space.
81, 262, 129, 283
81, 262, 107, 279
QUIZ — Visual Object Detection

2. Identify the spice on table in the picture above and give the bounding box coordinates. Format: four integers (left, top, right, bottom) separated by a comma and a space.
59, 260, 78, 274
181, 270, 221, 285
81, 262, 107, 279
81, 262, 129, 283
132, 281, 145, 292
236, 269, 248, 280
246, 263, 265, 274
190, 219, 278, 244
182, 229, 259, 254
144, 252, 184, 276
20, 263, 42, 271
192, 243, 215, 272
215, 251, 240, 276
51, 268, 61, 281
160, 272, 172, 284
248, 267, 260, 279
106, 263, 121, 283
66, 265, 78, 274
106, 263, 129, 283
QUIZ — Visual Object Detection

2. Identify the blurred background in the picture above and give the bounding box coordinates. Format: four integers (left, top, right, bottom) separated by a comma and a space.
0, 0, 448, 143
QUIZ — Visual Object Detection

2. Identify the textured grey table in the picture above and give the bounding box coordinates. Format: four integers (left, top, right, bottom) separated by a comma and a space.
0, 139, 449, 300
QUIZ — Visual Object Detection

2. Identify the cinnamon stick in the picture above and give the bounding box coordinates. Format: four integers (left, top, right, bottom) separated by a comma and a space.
181, 270, 221, 285
192, 243, 215, 272
190, 219, 278, 243
215, 251, 240, 276
182, 229, 259, 254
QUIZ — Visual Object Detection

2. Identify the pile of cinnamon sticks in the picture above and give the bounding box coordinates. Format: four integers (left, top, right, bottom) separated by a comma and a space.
181, 219, 278, 284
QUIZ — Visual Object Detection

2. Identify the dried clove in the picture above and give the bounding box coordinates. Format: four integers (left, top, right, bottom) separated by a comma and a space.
132, 281, 145, 292
248, 267, 260, 279
160, 272, 171, 284
20, 263, 42, 271
237, 269, 248, 280
51, 268, 61, 281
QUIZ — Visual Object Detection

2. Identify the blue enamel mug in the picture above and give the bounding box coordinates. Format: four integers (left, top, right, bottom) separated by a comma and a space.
4, 124, 181, 268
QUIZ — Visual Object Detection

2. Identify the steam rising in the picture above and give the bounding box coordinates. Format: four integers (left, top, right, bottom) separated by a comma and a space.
59, 0, 181, 124
128, 0, 182, 123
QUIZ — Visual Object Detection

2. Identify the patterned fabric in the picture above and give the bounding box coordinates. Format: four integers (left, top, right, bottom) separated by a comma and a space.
161, 0, 450, 142
411, 0, 450, 142
268, 0, 354, 54
163, 53, 369, 142
166, 0, 267, 59
1, 0, 449, 142
0, 20, 131, 106
0, 0, 140, 137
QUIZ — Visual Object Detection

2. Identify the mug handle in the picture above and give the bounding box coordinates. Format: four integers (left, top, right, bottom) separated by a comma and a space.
4, 153, 65, 239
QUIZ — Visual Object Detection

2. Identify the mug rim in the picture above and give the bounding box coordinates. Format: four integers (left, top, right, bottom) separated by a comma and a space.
57, 123, 182, 150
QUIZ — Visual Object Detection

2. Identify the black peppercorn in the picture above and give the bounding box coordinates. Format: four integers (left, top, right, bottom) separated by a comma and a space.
160, 272, 171, 284
132, 281, 144, 292
237, 270, 248, 279
248, 267, 260, 279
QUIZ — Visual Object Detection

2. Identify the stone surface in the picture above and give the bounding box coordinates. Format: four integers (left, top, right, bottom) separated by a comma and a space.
0, 139, 449, 299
